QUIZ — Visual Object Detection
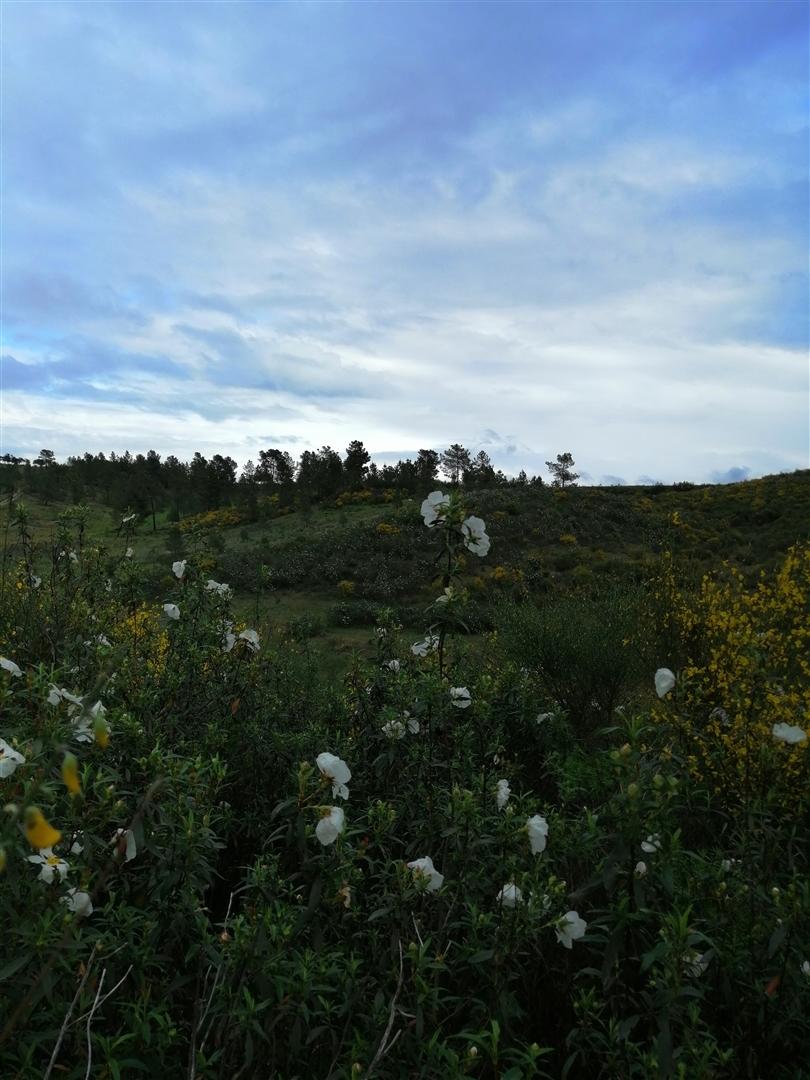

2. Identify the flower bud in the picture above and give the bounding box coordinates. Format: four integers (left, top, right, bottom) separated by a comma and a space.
626, 782, 639, 798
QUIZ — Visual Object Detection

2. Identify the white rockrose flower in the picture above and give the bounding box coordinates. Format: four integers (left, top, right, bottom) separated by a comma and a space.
496, 779, 511, 810
527, 814, 549, 854
163, 603, 180, 621
0, 657, 22, 678
238, 629, 260, 652
641, 833, 662, 854
555, 910, 587, 949
27, 847, 69, 883
316, 753, 351, 800
0, 739, 25, 778
411, 633, 440, 657
315, 806, 345, 846
654, 668, 676, 698
772, 723, 807, 745
449, 687, 471, 709
420, 491, 451, 527
497, 882, 523, 908
61, 888, 93, 917
172, 560, 187, 579
461, 515, 490, 557
112, 828, 137, 862
407, 855, 444, 892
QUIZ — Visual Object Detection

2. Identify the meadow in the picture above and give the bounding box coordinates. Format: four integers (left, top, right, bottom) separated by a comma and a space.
1, 474, 809, 1078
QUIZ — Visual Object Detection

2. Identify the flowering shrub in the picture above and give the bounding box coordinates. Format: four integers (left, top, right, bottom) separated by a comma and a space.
661, 544, 810, 800
0, 498, 808, 1078
178, 507, 244, 532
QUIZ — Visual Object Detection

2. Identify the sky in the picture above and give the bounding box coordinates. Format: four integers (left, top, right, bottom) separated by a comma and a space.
2, 0, 808, 485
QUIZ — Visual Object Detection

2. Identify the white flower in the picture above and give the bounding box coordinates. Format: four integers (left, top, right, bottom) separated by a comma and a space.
112, 828, 137, 862
316, 752, 351, 800
435, 586, 455, 604
527, 814, 549, 854
172, 560, 187, 579
30, 575, 42, 588
449, 687, 471, 709
407, 855, 444, 892
384, 659, 401, 673
0, 739, 25, 778
535, 712, 555, 725
48, 685, 84, 707
382, 719, 406, 740
772, 723, 807, 745
461, 515, 490, 557
496, 779, 511, 810
61, 887, 93, 917
555, 910, 587, 949
70, 840, 84, 856
205, 579, 232, 598
238, 629, 260, 652
315, 806, 345, 846
125, 547, 133, 558
71, 701, 106, 744
497, 882, 523, 908
720, 858, 739, 872
411, 633, 439, 657
27, 847, 69, 883
683, 950, 710, 977
635, 860, 648, 877
801, 960, 810, 977
163, 603, 180, 621
654, 668, 676, 698
641, 833, 662, 854
404, 712, 420, 734
68, 551, 78, 564
420, 490, 451, 527
375, 627, 387, 638
0, 657, 22, 678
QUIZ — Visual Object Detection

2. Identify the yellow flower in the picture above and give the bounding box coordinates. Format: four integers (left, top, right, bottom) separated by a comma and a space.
94, 717, 110, 750
62, 752, 81, 795
25, 807, 62, 850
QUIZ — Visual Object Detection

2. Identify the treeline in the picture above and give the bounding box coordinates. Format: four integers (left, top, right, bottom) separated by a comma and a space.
0, 442, 575, 521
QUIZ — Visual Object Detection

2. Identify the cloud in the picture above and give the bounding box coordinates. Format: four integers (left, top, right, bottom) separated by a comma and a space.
2, 1, 807, 482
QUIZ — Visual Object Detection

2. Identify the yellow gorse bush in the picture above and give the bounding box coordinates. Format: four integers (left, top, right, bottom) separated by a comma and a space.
667, 544, 810, 798
116, 604, 169, 681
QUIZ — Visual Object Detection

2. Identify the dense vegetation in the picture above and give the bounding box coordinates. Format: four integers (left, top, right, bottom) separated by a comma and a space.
1, 469, 808, 1078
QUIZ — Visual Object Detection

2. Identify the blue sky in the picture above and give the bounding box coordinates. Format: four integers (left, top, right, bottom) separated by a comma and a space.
2, 0, 808, 483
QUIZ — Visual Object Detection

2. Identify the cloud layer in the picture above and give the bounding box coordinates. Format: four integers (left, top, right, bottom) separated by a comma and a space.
3, 1, 807, 482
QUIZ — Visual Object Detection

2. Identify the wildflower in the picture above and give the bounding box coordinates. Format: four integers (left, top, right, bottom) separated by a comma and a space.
536, 712, 555, 725
772, 723, 807, 745
449, 687, 471, 709
68, 551, 78, 564
683, 950, 710, 977
527, 814, 549, 854
315, 806, 345, 846
27, 847, 69, 883
384, 659, 401, 673
411, 633, 440, 657
404, 711, 420, 734
654, 668, 676, 698
801, 960, 810, 977
420, 490, 451, 527
25, 807, 62, 849
62, 753, 81, 795
30, 575, 42, 588
555, 910, 587, 949
497, 882, 523, 908
61, 887, 93, 917
112, 828, 137, 862
0, 657, 22, 678
635, 860, 647, 877
48, 686, 83, 707
461, 515, 491, 557
316, 752, 351, 799
436, 586, 456, 604
382, 719, 406, 740
407, 855, 444, 892
172, 560, 187, 579
496, 779, 511, 810
163, 603, 180, 621
238, 629, 260, 652
125, 547, 133, 558
641, 833, 662, 854
0, 739, 25, 778
205, 579, 232, 598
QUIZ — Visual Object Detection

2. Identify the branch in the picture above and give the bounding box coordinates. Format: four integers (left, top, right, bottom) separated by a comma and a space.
43, 946, 98, 1080
366, 939, 404, 1077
